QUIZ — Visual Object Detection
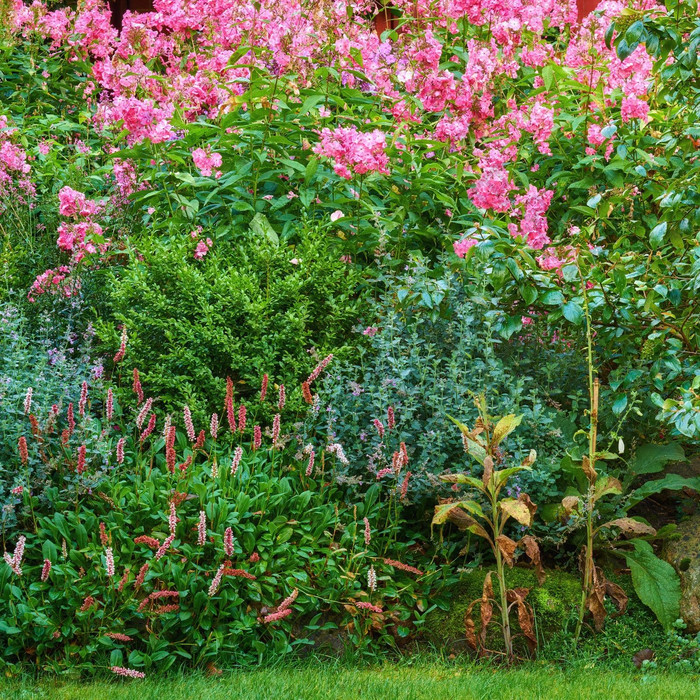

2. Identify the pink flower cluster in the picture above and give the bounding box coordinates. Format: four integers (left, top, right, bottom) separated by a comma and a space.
314, 127, 390, 180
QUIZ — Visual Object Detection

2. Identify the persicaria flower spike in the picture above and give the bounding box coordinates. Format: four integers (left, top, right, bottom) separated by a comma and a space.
113, 326, 127, 363
79, 381, 88, 417
231, 446, 243, 476
18, 436, 28, 465
139, 413, 156, 443
183, 405, 195, 442
154, 534, 175, 561
387, 406, 395, 430
238, 404, 247, 433
111, 667, 145, 679
105, 547, 115, 578
3, 535, 26, 577
197, 510, 206, 546
116, 437, 125, 464
77, 444, 87, 474
169, 501, 177, 534
132, 368, 144, 404
225, 377, 236, 432
253, 425, 262, 450
208, 564, 225, 597
136, 397, 153, 429
271, 414, 281, 445
278, 384, 285, 411
307, 354, 333, 384
210, 412, 218, 440
106, 387, 114, 422
23, 387, 33, 415
223, 527, 235, 557
40, 559, 51, 582
305, 447, 315, 477
363, 517, 371, 546
372, 419, 385, 438
368, 565, 377, 592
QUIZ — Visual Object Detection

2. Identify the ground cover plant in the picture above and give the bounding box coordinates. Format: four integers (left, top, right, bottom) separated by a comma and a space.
1, 0, 700, 688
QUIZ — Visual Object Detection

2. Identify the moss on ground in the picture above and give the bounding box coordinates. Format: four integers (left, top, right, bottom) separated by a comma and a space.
424, 567, 581, 651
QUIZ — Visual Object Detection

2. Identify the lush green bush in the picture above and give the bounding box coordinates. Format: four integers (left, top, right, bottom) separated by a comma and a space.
0, 378, 449, 674
304, 259, 583, 521
95, 225, 362, 420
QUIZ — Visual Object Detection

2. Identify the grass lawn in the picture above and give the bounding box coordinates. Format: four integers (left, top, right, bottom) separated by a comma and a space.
2, 664, 697, 700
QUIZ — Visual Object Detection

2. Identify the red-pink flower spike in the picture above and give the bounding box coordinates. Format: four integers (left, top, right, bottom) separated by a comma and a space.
383, 559, 424, 576
253, 425, 262, 450
355, 601, 383, 614
230, 446, 243, 476
272, 414, 281, 445
210, 412, 219, 439
136, 397, 153, 429
306, 448, 315, 477
40, 558, 51, 582
111, 667, 145, 679
278, 588, 298, 612
262, 608, 293, 623
117, 568, 130, 592
278, 384, 285, 411
208, 564, 225, 597
18, 436, 28, 465
225, 377, 236, 432
197, 510, 206, 546
372, 419, 385, 438
116, 437, 125, 464
183, 405, 195, 442
106, 632, 132, 642
139, 413, 156, 443
363, 517, 371, 546
154, 534, 175, 560
368, 565, 377, 591
224, 527, 235, 557
77, 444, 87, 474
23, 387, 33, 415
132, 368, 144, 404
134, 563, 149, 589
105, 547, 115, 577
67, 403, 75, 435
100, 522, 109, 546
3, 535, 26, 576
260, 373, 268, 401
169, 501, 177, 535
113, 326, 127, 363
401, 471, 411, 500
307, 354, 333, 384
238, 404, 247, 434
106, 387, 114, 422
79, 596, 96, 612
387, 406, 395, 430
79, 381, 88, 417
302, 381, 313, 405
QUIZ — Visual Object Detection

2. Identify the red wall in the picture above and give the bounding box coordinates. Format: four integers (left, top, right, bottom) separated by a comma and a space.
578, 0, 603, 21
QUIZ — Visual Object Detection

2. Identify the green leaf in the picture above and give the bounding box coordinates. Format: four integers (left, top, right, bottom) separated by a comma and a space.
542, 65, 554, 91
628, 442, 687, 475
561, 301, 584, 325
649, 221, 667, 248
249, 213, 279, 246
611, 393, 628, 415
627, 474, 700, 507
622, 539, 680, 631
492, 414, 523, 445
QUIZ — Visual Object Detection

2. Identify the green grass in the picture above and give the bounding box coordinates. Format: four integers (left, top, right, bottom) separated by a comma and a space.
2, 664, 698, 700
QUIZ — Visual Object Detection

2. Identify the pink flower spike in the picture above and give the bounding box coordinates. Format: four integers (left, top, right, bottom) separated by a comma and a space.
208, 564, 225, 597
230, 446, 243, 476
40, 558, 51, 582
197, 510, 207, 546
223, 527, 235, 557
111, 666, 145, 679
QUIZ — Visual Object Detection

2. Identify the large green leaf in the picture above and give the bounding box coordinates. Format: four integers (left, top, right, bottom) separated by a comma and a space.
622, 540, 681, 631
627, 473, 700, 507
628, 442, 686, 475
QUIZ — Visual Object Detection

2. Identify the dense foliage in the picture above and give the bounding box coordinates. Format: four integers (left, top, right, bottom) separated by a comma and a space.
2, 0, 700, 678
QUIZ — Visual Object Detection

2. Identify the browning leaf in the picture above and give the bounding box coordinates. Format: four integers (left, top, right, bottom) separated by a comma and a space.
479, 572, 494, 647
605, 579, 628, 617
499, 495, 536, 527
496, 535, 517, 567
601, 518, 657, 538
561, 495, 581, 516
581, 455, 597, 483
519, 535, 546, 585
492, 414, 523, 446
483, 455, 494, 488
632, 648, 655, 669
464, 599, 479, 650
